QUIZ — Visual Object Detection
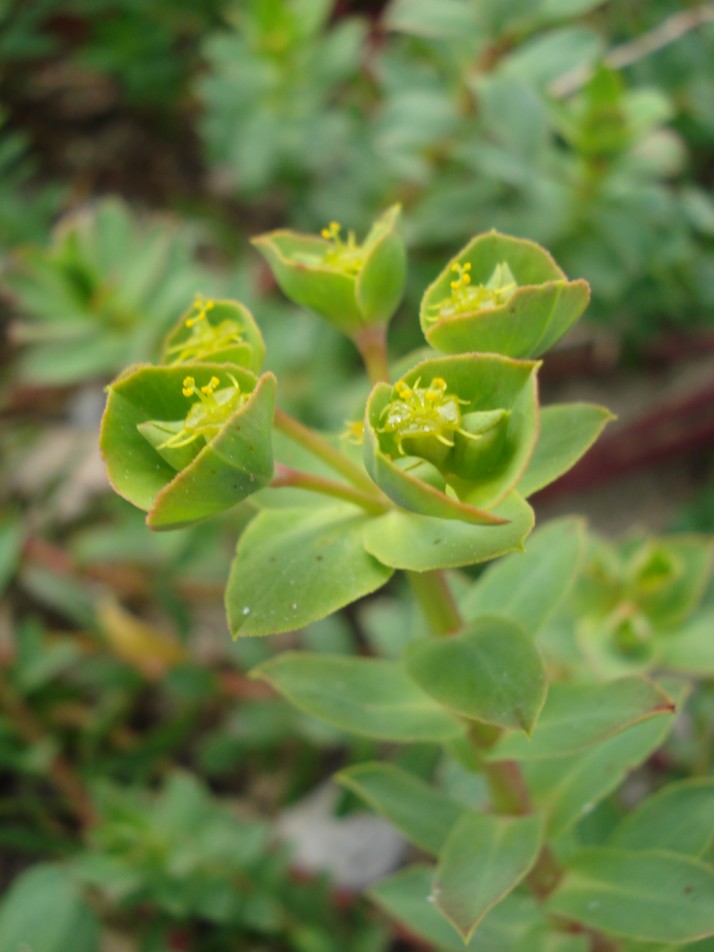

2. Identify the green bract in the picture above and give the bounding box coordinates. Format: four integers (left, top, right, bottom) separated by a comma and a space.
251, 205, 406, 335
100, 363, 276, 530
160, 295, 265, 372
421, 231, 589, 359
363, 354, 539, 522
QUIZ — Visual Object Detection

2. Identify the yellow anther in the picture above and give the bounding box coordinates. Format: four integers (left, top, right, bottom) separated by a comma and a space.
200, 376, 220, 396
182, 376, 195, 397
432, 377, 447, 390
186, 294, 216, 328
321, 221, 341, 241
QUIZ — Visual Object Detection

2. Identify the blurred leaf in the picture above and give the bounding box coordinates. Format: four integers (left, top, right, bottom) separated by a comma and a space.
337, 762, 464, 855
608, 779, 714, 859
405, 617, 547, 733
0, 864, 100, 952
0, 511, 24, 595
368, 865, 546, 951
548, 848, 714, 943
434, 812, 544, 941
460, 517, 585, 634
252, 652, 465, 742
488, 677, 675, 761
524, 679, 690, 836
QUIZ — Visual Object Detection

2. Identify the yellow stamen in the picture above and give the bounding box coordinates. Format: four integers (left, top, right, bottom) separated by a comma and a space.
186, 294, 216, 328
182, 376, 195, 397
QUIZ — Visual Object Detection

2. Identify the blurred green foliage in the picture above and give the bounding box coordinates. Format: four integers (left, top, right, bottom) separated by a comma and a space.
1, 0, 714, 949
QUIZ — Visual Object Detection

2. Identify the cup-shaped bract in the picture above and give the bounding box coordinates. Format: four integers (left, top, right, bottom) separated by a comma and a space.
363, 354, 540, 524
251, 205, 406, 336
101, 363, 276, 529
421, 232, 589, 358
160, 296, 266, 373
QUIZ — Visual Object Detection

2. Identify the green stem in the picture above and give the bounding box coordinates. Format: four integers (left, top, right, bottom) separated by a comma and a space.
271, 464, 388, 515
408, 569, 565, 900
406, 570, 462, 636
353, 324, 390, 384
274, 408, 381, 497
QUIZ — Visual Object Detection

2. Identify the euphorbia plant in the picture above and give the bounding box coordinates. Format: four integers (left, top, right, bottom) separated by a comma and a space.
100, 209, 714, 951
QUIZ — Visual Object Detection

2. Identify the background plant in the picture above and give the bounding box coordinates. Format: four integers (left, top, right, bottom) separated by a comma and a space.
1, 1, 714, 949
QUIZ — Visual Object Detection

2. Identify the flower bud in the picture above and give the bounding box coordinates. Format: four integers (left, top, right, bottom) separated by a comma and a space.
421, 231, 589, 358
252, 205, 406, 337
161, 295, 265, 373
101, 363, 276, 529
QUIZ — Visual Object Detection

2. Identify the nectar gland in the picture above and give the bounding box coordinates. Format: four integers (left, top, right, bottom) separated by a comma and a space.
158, 373, 248, 449
379, 377, 480, 456
165, 294, 245, 363
427, 261, 517, 321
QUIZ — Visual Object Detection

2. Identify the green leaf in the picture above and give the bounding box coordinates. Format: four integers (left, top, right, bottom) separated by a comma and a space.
524, 679, 689, 836
0, 864, 100, 952
434, 812, 544, 941
660, 611, 714, 676
405, 617, 547, 733
337, 762, 465, 855
226, 504, 393, 637
251, 653, 464, 742
384, 0, 480, 40
362, 492, 534, 571
517, 403, 614, 498
609, 779, 714, 859
459, 517, 585, 634
368, 865, 545, 951
537, 0, 607, 22
488, 677, 675, 761
547, 848, 714, 943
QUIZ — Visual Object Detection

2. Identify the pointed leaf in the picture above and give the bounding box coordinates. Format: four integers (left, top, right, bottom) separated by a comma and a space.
460, 517, 585, 634
363, 492, 534, 571
518, 403, 614, 498
405, 617, 547, 733
337, 762, 465, 855
251, 653, 464, 742
434, 812, 544, 941
368, 865, 545, 952
488, 677, 675, 761
226, 505, 393, 637
525, 679, 689, 836
548, 848, 714, 943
